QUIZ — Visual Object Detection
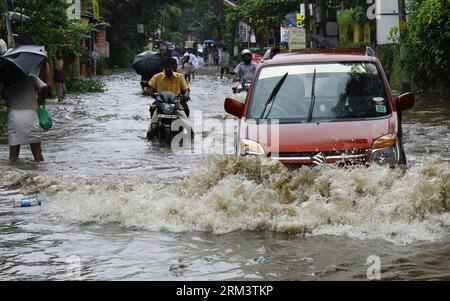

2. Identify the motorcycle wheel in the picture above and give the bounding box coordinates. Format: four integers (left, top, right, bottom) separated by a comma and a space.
162, 127, 172, 145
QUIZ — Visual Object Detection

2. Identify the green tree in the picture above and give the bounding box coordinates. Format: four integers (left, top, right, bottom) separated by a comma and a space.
9, 0, 84, 53
236, 0, 300, 50
102, 0, 192, 67
403, 0, 450, 92
164, 1, 224, 43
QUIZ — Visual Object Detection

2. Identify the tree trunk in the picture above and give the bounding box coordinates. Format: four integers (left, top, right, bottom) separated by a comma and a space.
318, 0, 327, 37
305, 0, 311, 48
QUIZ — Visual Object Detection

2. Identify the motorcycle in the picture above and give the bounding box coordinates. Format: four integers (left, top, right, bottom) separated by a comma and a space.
147, 91, 192, 145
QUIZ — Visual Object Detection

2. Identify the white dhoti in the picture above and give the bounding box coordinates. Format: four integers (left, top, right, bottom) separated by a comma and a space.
56, 82, 67, 99
8, 110, 42, 146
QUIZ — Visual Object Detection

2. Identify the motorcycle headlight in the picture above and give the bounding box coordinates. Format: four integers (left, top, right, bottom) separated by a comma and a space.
161, 103, 175, 114
239, 139, 265, 156
370, 134, 399, 167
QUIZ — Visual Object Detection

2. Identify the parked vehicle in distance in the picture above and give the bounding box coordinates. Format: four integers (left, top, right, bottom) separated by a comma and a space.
224, 48, 415, 168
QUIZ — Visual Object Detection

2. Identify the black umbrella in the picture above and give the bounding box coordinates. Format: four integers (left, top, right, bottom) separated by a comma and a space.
14, 33, 37, 46
9, 11, 30, 23
132, 51, 163, 79
0, 45, 47, 86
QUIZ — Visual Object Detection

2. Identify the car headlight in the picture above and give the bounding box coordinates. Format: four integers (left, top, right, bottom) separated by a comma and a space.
161, 103, 175, 114
239, 139, 265, 156
370, 134, 400, 167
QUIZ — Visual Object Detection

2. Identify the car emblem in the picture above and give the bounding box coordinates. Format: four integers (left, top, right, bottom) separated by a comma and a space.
312, 153, 326, 166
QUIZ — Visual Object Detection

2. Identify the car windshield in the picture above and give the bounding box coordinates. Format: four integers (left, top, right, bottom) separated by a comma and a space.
248, 62, 391, 121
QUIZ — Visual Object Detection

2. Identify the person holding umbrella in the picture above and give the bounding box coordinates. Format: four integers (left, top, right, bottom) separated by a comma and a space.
0, 45, 49, 162
133, 44, 171, 95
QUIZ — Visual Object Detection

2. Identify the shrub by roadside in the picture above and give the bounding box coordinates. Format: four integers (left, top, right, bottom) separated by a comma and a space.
67, 78, 106, 94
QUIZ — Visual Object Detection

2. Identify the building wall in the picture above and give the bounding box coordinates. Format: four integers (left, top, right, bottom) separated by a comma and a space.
67, 0, 82, 20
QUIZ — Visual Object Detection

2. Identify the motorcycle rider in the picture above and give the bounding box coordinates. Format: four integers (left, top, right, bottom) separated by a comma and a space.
233, 49, 257, 87
147, 57, 191, 140
141, 43, 172, 95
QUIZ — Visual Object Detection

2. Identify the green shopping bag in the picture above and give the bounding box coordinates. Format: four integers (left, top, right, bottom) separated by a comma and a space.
38, 105, 53, 130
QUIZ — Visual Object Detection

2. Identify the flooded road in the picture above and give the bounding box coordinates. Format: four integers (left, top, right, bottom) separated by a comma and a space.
0, 71, 449, 280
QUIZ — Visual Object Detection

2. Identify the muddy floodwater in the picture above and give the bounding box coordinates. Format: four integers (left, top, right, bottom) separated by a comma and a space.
0, 71, 449, 280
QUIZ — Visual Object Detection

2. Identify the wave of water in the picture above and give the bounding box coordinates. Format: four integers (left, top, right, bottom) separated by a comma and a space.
1, 156, 449, 246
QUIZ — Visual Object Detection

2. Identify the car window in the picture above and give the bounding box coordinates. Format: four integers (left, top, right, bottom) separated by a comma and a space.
248, 62, 390, 121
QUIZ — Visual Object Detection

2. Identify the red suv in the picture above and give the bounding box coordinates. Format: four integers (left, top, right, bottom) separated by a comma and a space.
225, 48, 415, 167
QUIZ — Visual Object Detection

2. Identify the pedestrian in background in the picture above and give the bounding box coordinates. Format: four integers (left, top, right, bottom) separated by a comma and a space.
181, 53, 192, 82
207, 45, 214, 66
52, 50, 67, 102
181, 48, 199, 82
212, 45, 219, 66
219, 47, 231, 79
203, 46, 209, 66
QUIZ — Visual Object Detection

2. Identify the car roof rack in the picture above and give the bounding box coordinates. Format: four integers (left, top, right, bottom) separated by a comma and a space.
364, 45, 375, 57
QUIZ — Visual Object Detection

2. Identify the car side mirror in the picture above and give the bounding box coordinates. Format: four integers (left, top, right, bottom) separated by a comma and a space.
224, 97, 245, 118
397, 92, 415, 112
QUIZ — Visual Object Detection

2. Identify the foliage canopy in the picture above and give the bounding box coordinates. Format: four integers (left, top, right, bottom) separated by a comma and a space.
403, 0, 450, 91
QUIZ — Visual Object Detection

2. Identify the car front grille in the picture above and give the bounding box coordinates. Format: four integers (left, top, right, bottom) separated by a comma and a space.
270, 149, 370, 165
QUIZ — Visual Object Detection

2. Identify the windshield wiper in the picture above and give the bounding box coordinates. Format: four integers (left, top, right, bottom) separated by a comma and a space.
259, 72, 289, 120
306, 68, 317, 123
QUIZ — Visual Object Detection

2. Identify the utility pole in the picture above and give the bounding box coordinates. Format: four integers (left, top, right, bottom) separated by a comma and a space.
398, 0, 411, 92
318, 0, 327, 37
305, 0, 311, 48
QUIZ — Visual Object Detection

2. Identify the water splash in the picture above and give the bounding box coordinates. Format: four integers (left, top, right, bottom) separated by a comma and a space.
2, 156, 448, 245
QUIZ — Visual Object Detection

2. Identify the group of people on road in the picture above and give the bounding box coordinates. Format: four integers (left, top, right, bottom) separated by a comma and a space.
144, 43, 247, 140
203, 44, 220, 67
2, 32, 280, 162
